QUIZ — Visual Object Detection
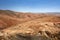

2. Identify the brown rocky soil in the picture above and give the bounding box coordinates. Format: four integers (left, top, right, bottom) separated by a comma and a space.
0, 10, 60, 40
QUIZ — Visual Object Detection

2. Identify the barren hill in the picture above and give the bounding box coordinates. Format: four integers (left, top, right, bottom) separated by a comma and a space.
0, 10, 45, 29
0, 10, 60, 40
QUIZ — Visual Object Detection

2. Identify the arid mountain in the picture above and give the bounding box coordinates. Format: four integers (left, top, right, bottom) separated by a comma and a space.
0, 10, 45, 29
0, 10, 60, 40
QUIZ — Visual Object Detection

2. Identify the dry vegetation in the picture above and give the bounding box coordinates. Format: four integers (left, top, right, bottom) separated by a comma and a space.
0, 10, 60, 40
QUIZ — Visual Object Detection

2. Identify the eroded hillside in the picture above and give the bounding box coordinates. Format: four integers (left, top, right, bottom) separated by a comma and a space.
0, 10, 47, 29
0, 10, 60, 40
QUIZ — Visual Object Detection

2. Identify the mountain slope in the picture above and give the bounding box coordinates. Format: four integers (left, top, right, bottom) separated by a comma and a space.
0, 10, 60, 40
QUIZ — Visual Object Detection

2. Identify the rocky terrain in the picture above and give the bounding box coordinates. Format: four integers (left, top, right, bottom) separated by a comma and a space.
0, 10, 60, 40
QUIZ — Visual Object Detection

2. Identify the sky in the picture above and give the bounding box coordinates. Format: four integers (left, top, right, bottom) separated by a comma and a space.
0, 0, 60, 12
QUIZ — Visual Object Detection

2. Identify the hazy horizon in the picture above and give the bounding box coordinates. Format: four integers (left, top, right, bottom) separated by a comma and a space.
0, 0, 60, 12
